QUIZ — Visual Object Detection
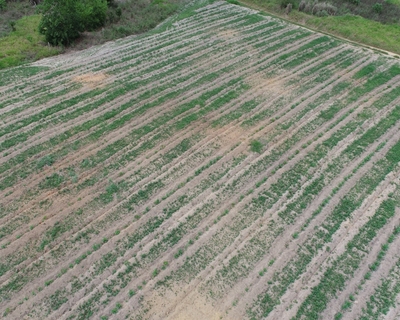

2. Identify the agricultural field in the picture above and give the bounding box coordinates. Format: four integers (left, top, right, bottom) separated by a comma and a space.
1, 1, 400, 319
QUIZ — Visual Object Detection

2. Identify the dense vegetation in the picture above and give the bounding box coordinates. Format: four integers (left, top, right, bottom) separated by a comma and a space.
38, 0, 108, 45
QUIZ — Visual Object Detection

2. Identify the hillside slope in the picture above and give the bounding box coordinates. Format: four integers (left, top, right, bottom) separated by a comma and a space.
1, 1, 400, 319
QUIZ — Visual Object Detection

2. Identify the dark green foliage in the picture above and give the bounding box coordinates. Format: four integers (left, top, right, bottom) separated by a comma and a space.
335, 312, 343, 320
39, 0, 84, 45
152, 268, 159, 277
39, 0, 107, 45
250, 140, 263, 153
341, 300, 352, 309
111, 302, 122, 314
353, 62, 379, 79
345, 0, 400, 23
80, 0, 108, 31
386, 139, 400, 163
128, 289, 136, 297
320, 105, 341, 120
39, 173, 64, 189
174, 248, 184, 259
372, 2, 383, 13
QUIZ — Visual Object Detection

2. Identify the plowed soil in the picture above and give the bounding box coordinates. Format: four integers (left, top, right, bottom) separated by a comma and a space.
1, 1, 400, 319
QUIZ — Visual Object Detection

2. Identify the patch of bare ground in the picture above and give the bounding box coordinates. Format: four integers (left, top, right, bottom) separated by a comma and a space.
71, 73, 110, 88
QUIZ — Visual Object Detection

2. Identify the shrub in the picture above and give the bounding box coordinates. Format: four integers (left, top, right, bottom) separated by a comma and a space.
39, 0, 84, 45
79, 0, 108, 31
312, 2, 337, 15
250, 140, 263, 153
334, 313, 343, 320
341, 300, 352, 309
299, 0, 337, 15
152, 268, 159, 277
39, 0, 107, 45
39, 173, 64, 189
128, 289, 136, 297
372, 3, 382, 13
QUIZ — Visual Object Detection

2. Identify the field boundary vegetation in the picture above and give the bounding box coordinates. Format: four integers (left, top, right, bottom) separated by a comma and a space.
235, 0, 400, 56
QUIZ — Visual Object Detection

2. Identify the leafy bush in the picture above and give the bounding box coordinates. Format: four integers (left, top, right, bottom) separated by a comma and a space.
372, 3, 382, 13
314, 2, 337, 15
334, 312, 343, 320
299, 1, 337, 15
39, 0, 83, 45
39, 173, 64, 189
39, 0, 107, 45
79, 0, 108, 31
250, 140, 263, 153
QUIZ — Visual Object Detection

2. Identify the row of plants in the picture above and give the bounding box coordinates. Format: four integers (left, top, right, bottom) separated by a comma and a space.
248, 138, 400, 318
199, 78, 400, 300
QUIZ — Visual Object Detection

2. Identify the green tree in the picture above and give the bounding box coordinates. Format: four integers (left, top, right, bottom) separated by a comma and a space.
39, 0, 107, 46
39, 0, 83, 46
79, 0, 108, 31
